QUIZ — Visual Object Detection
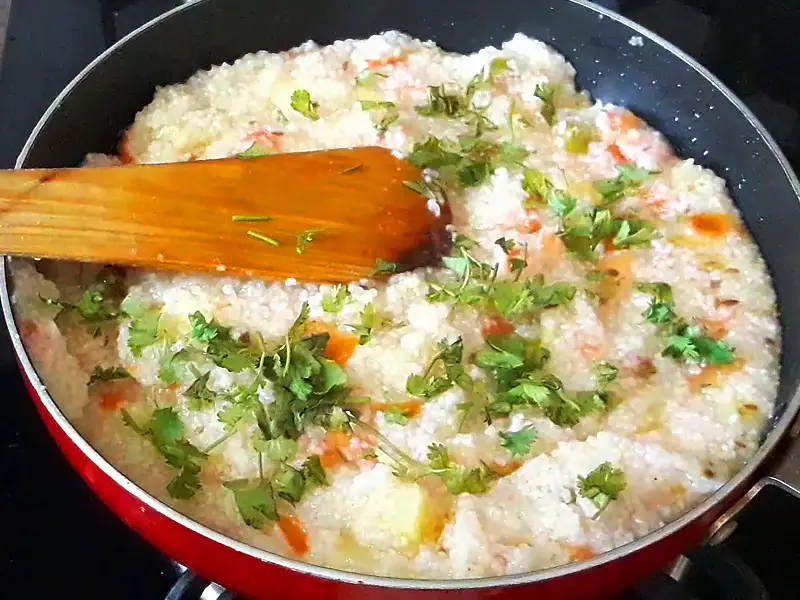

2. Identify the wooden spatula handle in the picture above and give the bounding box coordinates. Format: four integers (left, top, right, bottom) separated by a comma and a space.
0, 147, 448, 283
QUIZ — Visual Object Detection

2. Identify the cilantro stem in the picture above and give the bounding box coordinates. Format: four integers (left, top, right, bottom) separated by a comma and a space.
203, 429, 236, 453
340, 165, 364, 175
232, 215, 274, 222
246, 231, 280, 246
258, 451, 264, 479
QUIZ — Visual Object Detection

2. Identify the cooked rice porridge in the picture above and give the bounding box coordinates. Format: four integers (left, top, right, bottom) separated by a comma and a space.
12, 31, 780, 578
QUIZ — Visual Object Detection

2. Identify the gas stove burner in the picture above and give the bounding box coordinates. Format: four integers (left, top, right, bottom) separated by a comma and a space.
164, 544, 769, 600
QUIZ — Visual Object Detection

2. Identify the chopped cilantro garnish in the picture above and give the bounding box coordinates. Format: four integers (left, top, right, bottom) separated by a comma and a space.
384, 410, 410, 425
499, 425, 537, 457
188, 312, 259, 372
349, 303, 395, 345
489, 57, 511, 78
184, 371, 217, 411
406, 337, 466, 399
592, 360, 618, 389
122, 299, 161, 358
577, 462, 627, 514
290, 89, 320, 120
594, 165, 657, 207
223, 478, 277, 528
121, 407, 206, 499
236, 143, 272, 159
159, 348, 193, 385
534, 83, 557, 126
296, 229, 323, 254
88, 366, 131, 385
415, 84, 471, 118
476, 333, 608, 428
522, 168, 552, 205
637, 282, 736, 366
231, 215, 273, 222
322, 285, 351, 314
371, 258, 397, 277
246, 230, 279, 246
423, 443, 495, 495
360, 100, 399, 133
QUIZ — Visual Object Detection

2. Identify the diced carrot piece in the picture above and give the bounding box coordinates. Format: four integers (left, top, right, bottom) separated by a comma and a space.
688, 359, 744, 393
304, 321, 359, 366
690, 214, 735, 238
518, 210, 543, 234
579, 343, 603, 361
319, 448, 345, 469
566, 545, 596, 562
607, 143, 628, 163
367, 54, 408, 70
608, 111, 642, 134
278, 515, 310, 557
700, 318, 729, 340
119, 130, 136, 165
480, 314, 514, 338
99, 391, 128, 411
489, 462, 521, 477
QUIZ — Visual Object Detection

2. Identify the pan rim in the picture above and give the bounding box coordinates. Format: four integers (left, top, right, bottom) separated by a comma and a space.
5, 0, 800, 590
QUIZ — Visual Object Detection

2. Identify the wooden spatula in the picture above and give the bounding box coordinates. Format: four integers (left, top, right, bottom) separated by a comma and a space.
0, 147, 451, 283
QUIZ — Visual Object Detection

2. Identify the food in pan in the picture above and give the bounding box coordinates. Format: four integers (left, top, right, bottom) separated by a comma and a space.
12, 32, 779, 578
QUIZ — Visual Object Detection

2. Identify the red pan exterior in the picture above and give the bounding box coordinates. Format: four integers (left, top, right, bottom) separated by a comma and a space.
23, 367, 751, 599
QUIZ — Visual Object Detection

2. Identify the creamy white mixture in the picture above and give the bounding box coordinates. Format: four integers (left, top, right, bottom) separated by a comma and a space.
12, 32, 779, 579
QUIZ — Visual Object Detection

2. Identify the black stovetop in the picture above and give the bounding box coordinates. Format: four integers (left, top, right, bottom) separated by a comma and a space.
2, 1, 800, 598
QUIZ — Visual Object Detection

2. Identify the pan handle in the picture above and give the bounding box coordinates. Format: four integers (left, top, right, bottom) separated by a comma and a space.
707, 415, 800, 543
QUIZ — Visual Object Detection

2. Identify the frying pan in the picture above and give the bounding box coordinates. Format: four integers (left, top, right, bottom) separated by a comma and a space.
5, 0, 800, 598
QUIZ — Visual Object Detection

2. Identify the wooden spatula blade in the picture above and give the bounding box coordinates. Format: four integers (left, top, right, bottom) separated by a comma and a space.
0, 147, 450, 283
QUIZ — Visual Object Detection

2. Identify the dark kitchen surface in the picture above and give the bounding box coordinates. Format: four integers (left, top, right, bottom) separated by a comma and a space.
2, 1, 800, 598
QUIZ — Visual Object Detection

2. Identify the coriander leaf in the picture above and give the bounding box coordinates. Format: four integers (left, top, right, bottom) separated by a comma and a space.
224, 478, 278, 528
534, 83, 557, 126
415, 84, 469, 118
290, 89, 320, 120
594, 165, 657, 207
408, 136, 462, 170
457, 159, 492, 187
322, 285, 351, 314
371, 258, 397, 277
184, 371, 217, 411
288, 302, 310, 342
489, 57, 511, 78
547, 188, 577, 217
495, 237, 518, 254
188, 313, 258, 372
296, 229, 323, 254
159, 348, 193, 385
360, 100, 399, 133
643, 302, 678, 325
592, 360, 618, 389
237, 142, 272, 159
351, 303, 378, 345
499, 425, 537, 457
637, 282, 675, 305
425, 443, 494, 495
577, 462, 627, 514
662, 334, 701, 363
189, 311, 220, 342
302, 456, 328, 488
272, 465, 306, 503
385, 410, 410, 425
522, 168, 552, 205
88, 366, 131, 385
612, 219, 658, 249
693, 335, 735, 366
123, 407, 206, 500
125, 304, 160, 358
